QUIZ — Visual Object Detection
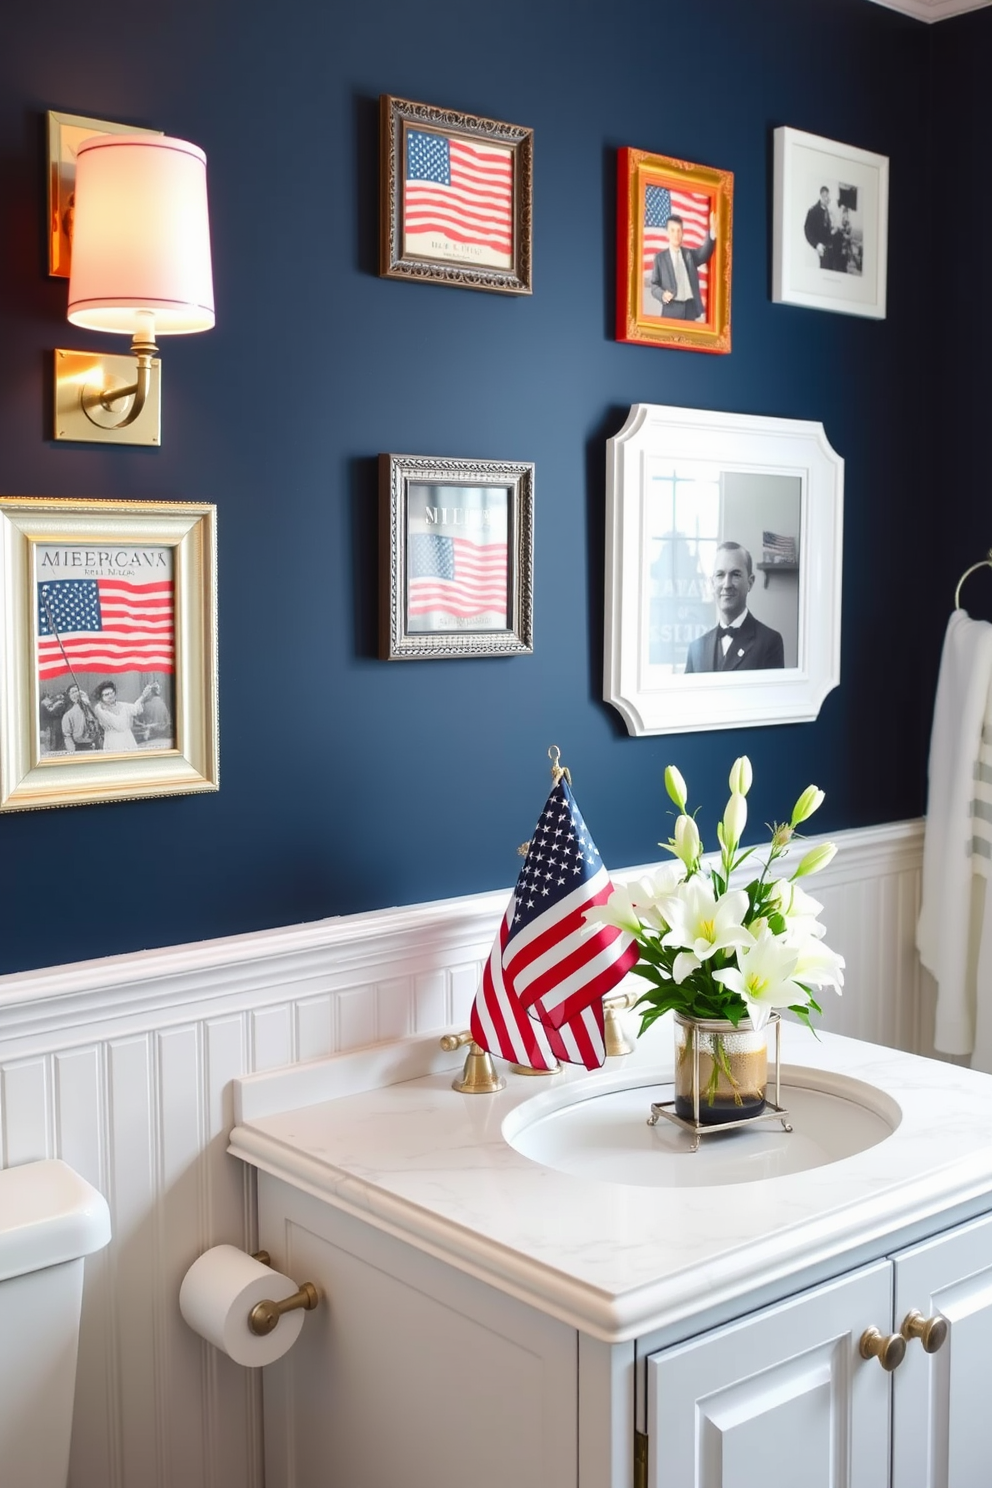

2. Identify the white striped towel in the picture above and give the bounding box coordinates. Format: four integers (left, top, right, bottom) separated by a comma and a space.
918, 609, 992, 1057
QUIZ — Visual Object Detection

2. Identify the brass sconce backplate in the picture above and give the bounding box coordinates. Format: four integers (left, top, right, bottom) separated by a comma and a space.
47, 110, 162, 279
54, 349, 161, 446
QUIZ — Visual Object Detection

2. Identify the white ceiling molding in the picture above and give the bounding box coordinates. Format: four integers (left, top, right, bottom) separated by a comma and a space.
867, 0, 991, 20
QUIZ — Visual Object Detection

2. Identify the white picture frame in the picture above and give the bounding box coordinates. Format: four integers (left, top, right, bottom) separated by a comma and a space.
772, 126, 888, 320
604, 403, 843, 737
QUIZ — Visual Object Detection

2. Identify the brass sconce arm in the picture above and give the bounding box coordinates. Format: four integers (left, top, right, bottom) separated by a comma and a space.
85, 332, 160, 428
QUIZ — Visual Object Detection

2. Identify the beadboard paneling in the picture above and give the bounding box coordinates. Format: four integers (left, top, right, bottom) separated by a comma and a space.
0, 819, 926, 1488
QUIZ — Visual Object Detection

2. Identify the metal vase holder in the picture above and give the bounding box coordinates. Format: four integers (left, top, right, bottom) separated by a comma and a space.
647, 1013, 793, 1153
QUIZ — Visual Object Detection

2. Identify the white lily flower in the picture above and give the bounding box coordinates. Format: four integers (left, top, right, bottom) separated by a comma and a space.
791, 785, 825, 827
793, 842, 837, 879
672, 951, 701, 984
790, 935, 845, 991
672, 814, 701, 870
664, 765, 688, 811
769, 880, 827, 941
583, 886, 643, 936
722, 791, 747, 853
729, 756, 753, 797
711, 928, 803, 1030
632, 861, 688, 931
661, 880, 754, 962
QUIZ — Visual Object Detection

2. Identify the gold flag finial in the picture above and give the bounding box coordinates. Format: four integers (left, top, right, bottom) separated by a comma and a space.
548, 745, 572, 787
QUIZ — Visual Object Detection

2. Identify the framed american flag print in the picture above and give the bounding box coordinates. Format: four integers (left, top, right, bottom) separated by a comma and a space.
379, 453, 534, 660
616, 147, 733, 354
379, 95, 533, 295
0, 496, 218, 811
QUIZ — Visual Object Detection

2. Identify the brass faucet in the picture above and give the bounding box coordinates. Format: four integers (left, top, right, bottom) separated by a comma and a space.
603, 988, 641, 1057
439, 1031, 506, 1093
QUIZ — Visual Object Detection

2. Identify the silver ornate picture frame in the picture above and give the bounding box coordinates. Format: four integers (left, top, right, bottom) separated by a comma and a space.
379, 94, 533, 296
379, 453, 534, 660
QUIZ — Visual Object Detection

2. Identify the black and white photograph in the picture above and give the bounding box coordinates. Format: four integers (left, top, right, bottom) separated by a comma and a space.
604, 403, 843, 738
802, 180, 863, 277
772, 126, 888, 319
645, 466, 801, 675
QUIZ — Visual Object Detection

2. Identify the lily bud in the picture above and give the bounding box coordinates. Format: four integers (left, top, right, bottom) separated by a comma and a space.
664, 765, 688, 811
673, 813, 701, 868
791, 785, 825, 827
722, 791, 747, 852
729, 756, 753, 797
793, 842, 837, 878
771, 822, 793, 850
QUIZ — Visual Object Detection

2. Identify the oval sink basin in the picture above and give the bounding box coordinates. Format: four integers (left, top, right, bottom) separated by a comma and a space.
502, 1065, 900, 1188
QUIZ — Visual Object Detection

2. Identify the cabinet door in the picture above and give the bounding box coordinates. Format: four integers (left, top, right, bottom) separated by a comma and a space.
646, 1261, 892, 1488
892, 1210, 992, 1488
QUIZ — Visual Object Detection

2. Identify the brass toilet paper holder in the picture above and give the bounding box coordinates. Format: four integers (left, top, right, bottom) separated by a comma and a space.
249, 1251, 319, 1336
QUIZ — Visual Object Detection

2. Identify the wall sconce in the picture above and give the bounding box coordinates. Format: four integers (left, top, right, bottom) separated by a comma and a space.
54, 133, 214, 446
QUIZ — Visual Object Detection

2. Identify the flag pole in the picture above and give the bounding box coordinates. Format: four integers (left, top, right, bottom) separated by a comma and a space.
548, 743, 572, 788
40, 588, 84, 694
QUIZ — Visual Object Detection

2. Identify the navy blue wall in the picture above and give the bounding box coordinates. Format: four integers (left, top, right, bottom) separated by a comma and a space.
0, 0, 936, 974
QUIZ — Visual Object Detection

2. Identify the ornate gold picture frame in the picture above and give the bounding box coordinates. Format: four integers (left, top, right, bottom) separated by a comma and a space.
0, 496, 218, 811
616, 147, 733, 354
380, 95, 533, 295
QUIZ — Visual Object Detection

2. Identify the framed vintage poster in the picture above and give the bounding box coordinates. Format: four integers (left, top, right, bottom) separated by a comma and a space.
616, 147, 733, 354
379, 453, 533, 660
604, 404, 843, 736
380, 94, 532, 295
772, 126, 889, 319
0, 496, 218, 811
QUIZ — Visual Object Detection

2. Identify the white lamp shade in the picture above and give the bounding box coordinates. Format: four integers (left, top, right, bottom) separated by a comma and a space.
67, 134, 215, 336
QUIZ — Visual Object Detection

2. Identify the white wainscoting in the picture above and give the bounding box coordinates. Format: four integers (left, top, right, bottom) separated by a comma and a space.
0, 819, 926, 1488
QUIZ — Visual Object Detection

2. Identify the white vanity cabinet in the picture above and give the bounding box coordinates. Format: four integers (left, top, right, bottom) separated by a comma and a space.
644, 1210, 992, 1488
228, 1028, 992, 1488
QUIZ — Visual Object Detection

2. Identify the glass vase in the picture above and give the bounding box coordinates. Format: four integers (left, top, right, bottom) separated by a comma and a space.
673, 1013, 770, 1126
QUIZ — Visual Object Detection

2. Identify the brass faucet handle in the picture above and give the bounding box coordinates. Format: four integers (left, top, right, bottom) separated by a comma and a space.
859, 1326, 907, 1371
440, 1030, 474, 1051
901, 1309, 949, 1354
603, 988, 641, 1012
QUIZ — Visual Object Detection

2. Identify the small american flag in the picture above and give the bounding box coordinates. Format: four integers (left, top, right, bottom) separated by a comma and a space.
643, 183, 712, 304
408, 533, 508, 622
38, 578, 174, 680
762, 531, 798, 564
404, 129, 513, 267
470, 777, 638, 1071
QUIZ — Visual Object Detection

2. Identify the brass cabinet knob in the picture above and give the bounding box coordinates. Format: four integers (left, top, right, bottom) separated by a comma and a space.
859, 1326, 907, 1371
900, 1309, 949, 1354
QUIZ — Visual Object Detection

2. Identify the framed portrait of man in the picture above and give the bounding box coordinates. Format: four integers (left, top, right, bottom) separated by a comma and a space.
616, 147, 733, 354
604, 405, 843, 736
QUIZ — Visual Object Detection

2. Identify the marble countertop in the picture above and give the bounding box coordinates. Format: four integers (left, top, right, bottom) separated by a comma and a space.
228, 1020, 992, 1342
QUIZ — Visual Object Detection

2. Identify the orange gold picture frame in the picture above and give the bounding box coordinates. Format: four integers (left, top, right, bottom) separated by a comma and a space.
616, 147, 733, 355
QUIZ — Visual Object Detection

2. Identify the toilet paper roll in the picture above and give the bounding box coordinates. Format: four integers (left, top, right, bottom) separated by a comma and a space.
179, 1244, 308, 1366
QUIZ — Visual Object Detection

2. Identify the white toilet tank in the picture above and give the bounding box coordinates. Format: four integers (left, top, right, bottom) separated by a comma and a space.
0, 1159, 111, 1488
